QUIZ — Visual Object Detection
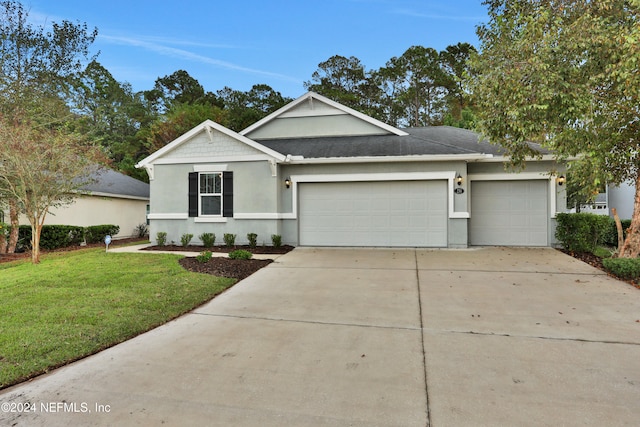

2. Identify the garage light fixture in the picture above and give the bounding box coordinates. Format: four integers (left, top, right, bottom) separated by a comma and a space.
456, 174, 463, 186
285, 177, 291, 188
557, 175, 566, 186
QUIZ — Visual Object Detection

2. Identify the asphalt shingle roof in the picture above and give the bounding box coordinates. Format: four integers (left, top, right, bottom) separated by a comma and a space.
258, 126, 549, 159
81, 168, 150, 199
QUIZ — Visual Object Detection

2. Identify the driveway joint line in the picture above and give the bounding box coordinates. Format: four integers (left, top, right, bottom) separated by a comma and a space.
192, 312, 422, 332
429, 329, 640, 346
417, 268, 607, 276
415, 249, 431, 427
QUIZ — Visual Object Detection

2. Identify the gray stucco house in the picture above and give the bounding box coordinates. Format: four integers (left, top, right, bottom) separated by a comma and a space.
136, 92, 566, 248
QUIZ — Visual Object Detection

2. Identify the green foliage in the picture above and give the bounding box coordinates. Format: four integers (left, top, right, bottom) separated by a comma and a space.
0, 221, 8, 237
271, 234, 282, 248
602, 258, 640, 280
228, 249, 253, 260
0, 249, 234, 388
156, 231, 167, 246
223, 233, 236, 247
135, 223, 149, 238
196, 251, 212, 263
180, 233, 194, 247
592, 246, 614, 259
18, 225, 84, 250
85, 224, 120, 244
199, 232, 216, 248
555, 213, 611, 252
247, 232, 258, 248
601, 219, 632, 247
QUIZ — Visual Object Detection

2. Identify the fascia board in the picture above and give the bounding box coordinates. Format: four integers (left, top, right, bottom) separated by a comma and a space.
287, 153, 492, 164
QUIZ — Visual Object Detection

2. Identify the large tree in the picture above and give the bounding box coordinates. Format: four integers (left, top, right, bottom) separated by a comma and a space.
470, 0, 640, 257
0, 117, 103, 263
0, 0, 99, 258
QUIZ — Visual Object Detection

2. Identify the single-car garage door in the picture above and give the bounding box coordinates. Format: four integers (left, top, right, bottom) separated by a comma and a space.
470, 180, 548, 246
299, 180, 447, 247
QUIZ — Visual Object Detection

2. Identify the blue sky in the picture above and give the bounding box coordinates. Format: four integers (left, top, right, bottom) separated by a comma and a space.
28, 0, 489, 98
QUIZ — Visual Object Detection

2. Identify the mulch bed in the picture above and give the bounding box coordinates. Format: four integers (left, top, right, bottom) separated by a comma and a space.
178, 257, 274, 280
142, 244, 294, 254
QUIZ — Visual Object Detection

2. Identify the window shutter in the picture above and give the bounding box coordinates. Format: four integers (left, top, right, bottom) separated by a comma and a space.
222, 171, 233, 217
188, 172, 198, 217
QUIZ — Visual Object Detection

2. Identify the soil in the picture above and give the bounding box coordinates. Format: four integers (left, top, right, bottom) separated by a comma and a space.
178, 257, 274, 280
142, 244, 294, 255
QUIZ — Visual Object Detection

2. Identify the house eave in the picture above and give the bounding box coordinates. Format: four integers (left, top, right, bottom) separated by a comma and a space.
286, 153, 493, 165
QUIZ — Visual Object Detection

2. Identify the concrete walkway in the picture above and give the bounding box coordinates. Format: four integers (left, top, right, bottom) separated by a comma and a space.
1, 247, 639, 426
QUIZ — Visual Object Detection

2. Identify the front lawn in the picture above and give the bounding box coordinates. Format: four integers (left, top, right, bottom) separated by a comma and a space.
0, 249, 235, 389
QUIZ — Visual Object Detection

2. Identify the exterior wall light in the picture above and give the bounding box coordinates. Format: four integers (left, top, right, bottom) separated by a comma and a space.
456, 174, 463, 186
285, 177, 291, 188
557, 175, 566, 186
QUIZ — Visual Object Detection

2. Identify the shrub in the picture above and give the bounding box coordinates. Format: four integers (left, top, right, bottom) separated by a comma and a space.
85, 225, 120, 244
601, 218, 632, 247
134, 223, 149, 238
199, 232, 216, 248
229, 249, 252, 260
18, 225, 84, 250
156, 231, 167, 246
196, 251, 212, 263
271, 234, 282, 248
180, 233, 194, 247
223, 233, 236, 247
555, 213, 610, 252
602, 258, 640, 280
247, 232, 258, 248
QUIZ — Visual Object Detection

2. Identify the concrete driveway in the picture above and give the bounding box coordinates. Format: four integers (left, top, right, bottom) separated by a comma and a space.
1, 247, 639, 426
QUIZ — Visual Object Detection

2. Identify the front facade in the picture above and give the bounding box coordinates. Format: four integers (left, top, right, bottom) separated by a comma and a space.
137, 92, 566, 248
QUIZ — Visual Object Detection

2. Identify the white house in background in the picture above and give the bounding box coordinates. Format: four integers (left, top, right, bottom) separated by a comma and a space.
607, 183, 635, 219
11, 168, 150, 239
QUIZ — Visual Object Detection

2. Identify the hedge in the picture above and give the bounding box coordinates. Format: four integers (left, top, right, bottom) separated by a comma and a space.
602, 258, 640, 280
17, 224, 119, 250
555, 213, 612, 252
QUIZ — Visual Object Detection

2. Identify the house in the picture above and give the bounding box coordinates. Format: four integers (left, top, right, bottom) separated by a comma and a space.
136, 92, 566, 248
14, 168, 150, 239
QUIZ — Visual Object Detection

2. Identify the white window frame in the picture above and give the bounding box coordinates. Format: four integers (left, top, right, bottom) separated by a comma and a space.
199, 172, 223, 217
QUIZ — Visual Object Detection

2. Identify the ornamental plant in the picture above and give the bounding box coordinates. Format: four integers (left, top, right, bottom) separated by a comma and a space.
228, 249, 252, 260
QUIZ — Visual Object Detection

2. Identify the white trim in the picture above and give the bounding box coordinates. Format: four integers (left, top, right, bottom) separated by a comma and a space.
288, 153, 491, 164
148, 213, 188, 220
194, 217, 228, 223
240, 92, 409, 137
77, 191, 149, 201
150, 155, 274, 165
287, 172, 469, 220
234, 213, 282, 220
193, 164, 227, 172
467, 173, 557, 218
476, 154, 557, 163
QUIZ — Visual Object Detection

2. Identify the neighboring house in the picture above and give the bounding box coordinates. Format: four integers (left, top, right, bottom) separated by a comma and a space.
15, 168, 150, 239
136, 92, 566, 248
607, 183, 635, 220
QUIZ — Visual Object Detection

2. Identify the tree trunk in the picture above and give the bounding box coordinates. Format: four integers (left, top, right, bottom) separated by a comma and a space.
611, 208, 624, 256
0, 233, 6, 254
31, 222, 42, 264
617, 174, 640, 258
7, 199, 19, 253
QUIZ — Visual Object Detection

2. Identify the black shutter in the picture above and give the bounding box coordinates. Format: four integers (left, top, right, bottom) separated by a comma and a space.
188, 172, 198, 217
222, 171, 233, 217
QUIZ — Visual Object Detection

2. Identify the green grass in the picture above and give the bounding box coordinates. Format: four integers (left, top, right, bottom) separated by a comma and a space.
0, 248, 235, 389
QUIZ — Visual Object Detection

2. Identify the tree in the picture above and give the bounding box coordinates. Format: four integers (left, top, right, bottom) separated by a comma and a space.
304, 55, 370, 112
470, 0, 640, 257
0, 117, 104, 263
217, 84, 291, 131
143, 70, 221, 115
439, 42, 477, 127
0, 0, 98, 257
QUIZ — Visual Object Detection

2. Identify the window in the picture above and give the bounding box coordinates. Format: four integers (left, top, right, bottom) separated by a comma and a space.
188, 171, 233, 218
200, 173, 222, 215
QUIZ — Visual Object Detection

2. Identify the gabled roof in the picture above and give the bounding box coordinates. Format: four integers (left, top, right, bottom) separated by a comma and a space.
135, 119, 286, 168
81, 167, 149, 200
258, 126, 550, 160
240, 92, 409, 138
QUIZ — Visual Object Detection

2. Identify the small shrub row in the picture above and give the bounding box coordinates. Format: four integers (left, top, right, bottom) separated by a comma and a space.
156, 231, 283, 248
229, 249, 253, 260
17, 224, 119, 250
602, 258, 640, 280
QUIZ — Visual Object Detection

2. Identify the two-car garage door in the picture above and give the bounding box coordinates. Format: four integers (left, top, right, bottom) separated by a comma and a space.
299, 181, 447, 247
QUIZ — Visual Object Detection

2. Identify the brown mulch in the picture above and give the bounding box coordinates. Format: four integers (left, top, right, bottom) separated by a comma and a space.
143, 244, 294, 254
178, 257, 274, 280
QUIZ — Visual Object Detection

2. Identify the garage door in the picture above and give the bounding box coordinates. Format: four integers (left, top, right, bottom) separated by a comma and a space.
470, 180, 548, 246
299, 180, 447, 247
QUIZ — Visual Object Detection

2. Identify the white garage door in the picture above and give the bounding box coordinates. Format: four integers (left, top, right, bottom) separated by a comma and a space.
470, 180, 548, 246
299, 180, 447, 247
